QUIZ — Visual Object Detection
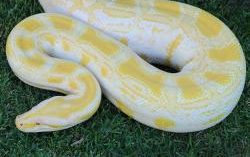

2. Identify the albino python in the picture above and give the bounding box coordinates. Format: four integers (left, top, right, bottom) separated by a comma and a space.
6, 0, 245, 132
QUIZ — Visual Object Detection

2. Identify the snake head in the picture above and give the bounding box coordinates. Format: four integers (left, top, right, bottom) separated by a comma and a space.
15, 114, 65, 132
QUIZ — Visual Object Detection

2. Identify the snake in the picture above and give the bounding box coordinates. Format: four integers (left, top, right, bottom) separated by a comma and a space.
6, 0, 246, 133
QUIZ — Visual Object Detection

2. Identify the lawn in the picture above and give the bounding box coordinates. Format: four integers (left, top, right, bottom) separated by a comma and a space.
0, 0, 249, 156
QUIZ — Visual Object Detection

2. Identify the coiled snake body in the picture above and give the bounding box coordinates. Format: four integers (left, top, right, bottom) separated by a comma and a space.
6, 0, 246, 132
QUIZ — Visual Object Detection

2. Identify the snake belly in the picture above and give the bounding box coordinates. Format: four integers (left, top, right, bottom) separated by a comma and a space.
6, 0, 246, 133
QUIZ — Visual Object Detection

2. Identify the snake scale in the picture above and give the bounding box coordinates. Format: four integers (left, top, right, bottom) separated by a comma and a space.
6, 0, 246, 132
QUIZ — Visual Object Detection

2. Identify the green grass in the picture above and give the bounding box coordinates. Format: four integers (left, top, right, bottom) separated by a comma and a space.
0, 0, 249, 156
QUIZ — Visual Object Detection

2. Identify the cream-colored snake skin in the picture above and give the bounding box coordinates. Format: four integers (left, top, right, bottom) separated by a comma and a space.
6, 0, 245, 133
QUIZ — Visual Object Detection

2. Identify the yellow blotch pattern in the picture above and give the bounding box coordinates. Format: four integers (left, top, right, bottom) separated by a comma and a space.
49, 15, 74, 30
208, 44, 241, 62
201, 110, 214, 116
119, 57, 164, 96
20, 19, 43, 31
155, 0, 180, 16
167, 34, 182, 61
80, 53, 91, 66
204, 72, 230, 85
206, 114, 225, 125
152, 27, 164, 33
69, 81, 78, 90
115, 99, 134, 117
20, 53, 46, 68
154, 117, 175, 129
79, 28, 119, 56
52, 62, 77, 74
177, 76, 202, 99
43, 33, 56, 45
115, 0, 135, 5
72, 74, 97, 107
62, 40, 71, 51
16, 37, 35, 51
47, 76, 64, 84
104, 9, 134, 18
196, 11, 222, 37
101, 66, 109, 77
69, 0, 84, 12
143, 15, 166, 24
6, 39, 14, 56
120, 37, 128, 45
